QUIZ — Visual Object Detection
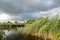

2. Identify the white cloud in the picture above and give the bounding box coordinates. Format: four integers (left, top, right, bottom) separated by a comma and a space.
32, 11, 48, 18
32, 7, 60, 18
0, 12, 11, 20
0, 0, 60, 21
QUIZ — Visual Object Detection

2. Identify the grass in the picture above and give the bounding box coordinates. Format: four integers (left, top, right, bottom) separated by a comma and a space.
18, 14, 60, 40
0, 14, 60, 40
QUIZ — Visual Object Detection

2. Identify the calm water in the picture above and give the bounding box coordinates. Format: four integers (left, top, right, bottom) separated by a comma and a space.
0, 30, 21, 40
0, 30, 49, 40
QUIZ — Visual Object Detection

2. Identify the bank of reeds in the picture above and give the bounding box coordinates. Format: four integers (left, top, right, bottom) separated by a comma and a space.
18, 14, 60, 40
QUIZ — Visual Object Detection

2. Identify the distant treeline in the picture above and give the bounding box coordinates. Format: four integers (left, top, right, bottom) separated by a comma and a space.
0, 21, 25, 30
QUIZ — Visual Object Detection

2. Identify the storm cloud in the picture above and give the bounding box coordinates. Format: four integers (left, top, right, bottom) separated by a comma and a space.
0, 0, 60, 21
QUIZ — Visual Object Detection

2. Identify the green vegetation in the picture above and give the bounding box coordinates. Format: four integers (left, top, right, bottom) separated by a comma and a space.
18, 14, 60, 40
0, 34, 3, 40
0, 15, 60, 40
0, 21, 24, 30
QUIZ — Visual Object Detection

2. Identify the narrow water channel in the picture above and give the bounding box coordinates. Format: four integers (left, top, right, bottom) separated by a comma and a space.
0, 30, 21, 40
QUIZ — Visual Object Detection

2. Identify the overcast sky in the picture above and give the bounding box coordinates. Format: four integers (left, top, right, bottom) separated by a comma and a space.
0, 0, 60, 21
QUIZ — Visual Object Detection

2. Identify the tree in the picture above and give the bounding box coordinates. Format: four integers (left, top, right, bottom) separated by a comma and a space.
7, 21, 11, 23
15, 21, 18, 24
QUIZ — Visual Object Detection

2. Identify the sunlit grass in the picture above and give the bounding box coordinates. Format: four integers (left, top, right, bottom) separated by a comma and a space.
18, 14, 60, 40
0, 14, 60, 40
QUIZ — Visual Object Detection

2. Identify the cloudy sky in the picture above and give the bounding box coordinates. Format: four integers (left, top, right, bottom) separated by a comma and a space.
0, 0, 60, 21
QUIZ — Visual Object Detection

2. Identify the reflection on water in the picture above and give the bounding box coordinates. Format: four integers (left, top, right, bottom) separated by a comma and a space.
4, 30, 20, 40
0, 30, 21, 40
0, 30, 52, 40
3, 30, 17, 36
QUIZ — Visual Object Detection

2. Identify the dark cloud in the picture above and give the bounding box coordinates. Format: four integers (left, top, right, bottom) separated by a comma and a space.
0, 0, 60, 21
0, 0, 60, 13
19, 0, 60, 11
0, 0, 36, 15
